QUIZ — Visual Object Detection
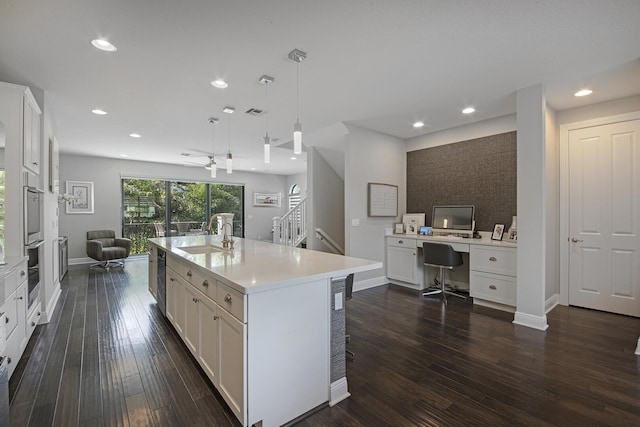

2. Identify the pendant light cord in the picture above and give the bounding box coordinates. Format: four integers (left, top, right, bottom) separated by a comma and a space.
228, 115, 231, 152
296, 61, 300, 122
265, 82, 270, 137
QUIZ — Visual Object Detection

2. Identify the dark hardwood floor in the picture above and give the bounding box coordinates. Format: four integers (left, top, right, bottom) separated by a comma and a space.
9, 257, 640, 426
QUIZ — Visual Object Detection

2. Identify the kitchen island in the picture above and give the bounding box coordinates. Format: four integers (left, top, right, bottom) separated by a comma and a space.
148, 235, 381, 427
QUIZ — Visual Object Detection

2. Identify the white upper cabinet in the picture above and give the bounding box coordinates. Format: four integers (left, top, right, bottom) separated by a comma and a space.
22, 94, 41, 175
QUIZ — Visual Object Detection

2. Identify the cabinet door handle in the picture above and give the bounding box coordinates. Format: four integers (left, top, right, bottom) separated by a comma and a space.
16, 296, 23, 300
149, 260, 154, 263
224, 293, 232, 303
7, 357, 11, 364
5, 316, 8, 324
20, 271, 26, 277
489, 284, 497, 290
213, 315, 219, 320
31, 321, 36, 327
33, 161, 39, 166
398, 240, 403, 244
170, 278, 175, 282
570, 237, 584, 243
202, 280, 209, 287
187, 270, 193, 277
489, 257, 497, 262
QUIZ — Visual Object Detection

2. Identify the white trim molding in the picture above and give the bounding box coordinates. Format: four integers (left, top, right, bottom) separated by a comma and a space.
545, 293, 560, 313
513, 311, 549, 331
329, 377, 350, 406
41, 284, 62, 324
635, 337, 640, 356
354, 275, 387, 292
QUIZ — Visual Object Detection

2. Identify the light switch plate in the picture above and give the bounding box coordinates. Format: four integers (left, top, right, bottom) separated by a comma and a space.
352, 219, 360, 226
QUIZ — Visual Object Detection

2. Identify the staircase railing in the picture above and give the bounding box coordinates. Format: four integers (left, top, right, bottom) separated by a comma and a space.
272, 196, 307, 247
315, 228, 344, 255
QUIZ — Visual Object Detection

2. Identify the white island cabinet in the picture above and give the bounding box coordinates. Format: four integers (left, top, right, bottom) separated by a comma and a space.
149, 235, 381, 427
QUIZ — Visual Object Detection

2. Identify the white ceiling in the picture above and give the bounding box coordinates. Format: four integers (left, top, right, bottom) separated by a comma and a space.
0, 0, 639, 175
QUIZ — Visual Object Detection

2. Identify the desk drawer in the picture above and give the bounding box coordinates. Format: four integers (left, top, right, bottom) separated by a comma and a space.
188, 268, 217, 299
470, 246, 517, 276
166, 255, 185, 277
387, 237, 416, 249
470, 271, 516, 306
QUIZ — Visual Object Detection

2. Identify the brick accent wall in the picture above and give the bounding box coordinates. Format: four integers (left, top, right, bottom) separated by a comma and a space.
406, 131, 517, 232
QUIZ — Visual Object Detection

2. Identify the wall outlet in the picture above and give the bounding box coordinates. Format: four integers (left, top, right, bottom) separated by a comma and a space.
334, 292, 343, 310
351, 219, 360, 227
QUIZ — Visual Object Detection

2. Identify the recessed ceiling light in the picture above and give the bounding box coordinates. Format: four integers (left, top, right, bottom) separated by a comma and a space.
574, 89, 593, 97
222, 106, 235, 114
413, 121, 425, 128
290, 157, 297, 160
251, 167, 256, 171
120, 154, 128, 157
91, 109, 108, 115
91, 39, 117, 52
462, 107, 475, 114
129, 133, 141, 138
211, 79, 228, 89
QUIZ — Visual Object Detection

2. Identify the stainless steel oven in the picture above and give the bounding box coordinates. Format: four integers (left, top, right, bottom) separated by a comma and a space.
27, 242, 43, 310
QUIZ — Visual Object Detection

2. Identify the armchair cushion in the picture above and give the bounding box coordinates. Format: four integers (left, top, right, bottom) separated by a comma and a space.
86, 230, 132, 262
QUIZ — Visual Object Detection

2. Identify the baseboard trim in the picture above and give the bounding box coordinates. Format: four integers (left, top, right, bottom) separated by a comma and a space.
354, 276, 387, 292
69, 257, 95, 265
329, 377, 350, 406
545, 293, 560, 313
513, 311, 549, 331
41, 284, 62, 324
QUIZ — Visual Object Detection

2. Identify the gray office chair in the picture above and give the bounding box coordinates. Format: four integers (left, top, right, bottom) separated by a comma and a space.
422, 242, 465, 304
345, 273, 355, 360
86, 230, 132, 270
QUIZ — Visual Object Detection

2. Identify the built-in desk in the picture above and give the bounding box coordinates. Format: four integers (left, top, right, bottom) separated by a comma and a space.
385, 232, 517, 311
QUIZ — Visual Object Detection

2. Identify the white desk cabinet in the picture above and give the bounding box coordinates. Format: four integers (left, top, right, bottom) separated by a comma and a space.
470, 246, 517, 309
386, 237, 420, 287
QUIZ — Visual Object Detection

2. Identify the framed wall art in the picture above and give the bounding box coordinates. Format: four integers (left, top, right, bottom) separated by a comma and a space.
66, 181, 94, 214
253, 192, 281, 207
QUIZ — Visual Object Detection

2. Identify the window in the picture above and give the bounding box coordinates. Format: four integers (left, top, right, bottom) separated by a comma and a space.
122, 178, 244, 254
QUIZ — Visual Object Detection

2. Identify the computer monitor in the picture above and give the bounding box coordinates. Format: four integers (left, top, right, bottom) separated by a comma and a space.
431, 205, 475, 236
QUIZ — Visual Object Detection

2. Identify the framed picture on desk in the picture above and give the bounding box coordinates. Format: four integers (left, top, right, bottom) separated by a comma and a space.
491, 223, 505, 241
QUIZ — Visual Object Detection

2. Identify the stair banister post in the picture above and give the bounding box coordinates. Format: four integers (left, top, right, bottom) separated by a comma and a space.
272, 217, 282, 244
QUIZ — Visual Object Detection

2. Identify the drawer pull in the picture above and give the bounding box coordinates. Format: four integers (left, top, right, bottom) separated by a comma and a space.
20, 271, 26, 277
170, 278, 175, 282
489, 257, 497, 262
489, 284, 497, 290
5, 316, 8, 324
187, 270, 193, 277
202, 280, 209, 287
31, 321, 36, 327
398, 240, 403, 244
16, 296, 23, 300
224, 293, 232, 303
7, 357, 11, 364
213, 315, 219, 320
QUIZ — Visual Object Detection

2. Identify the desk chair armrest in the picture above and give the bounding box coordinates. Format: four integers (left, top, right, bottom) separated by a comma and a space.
86, 240, 104, 259
115, 237, 132, 256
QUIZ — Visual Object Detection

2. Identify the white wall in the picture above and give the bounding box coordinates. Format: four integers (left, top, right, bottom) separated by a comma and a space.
545, 105, 560, 306
59, 154, 289, 259
514, 84, 548, 331
344, 124, 406, 284
307, 148, 344, 252
406, 114, 517, 151
557, 95, 640, 125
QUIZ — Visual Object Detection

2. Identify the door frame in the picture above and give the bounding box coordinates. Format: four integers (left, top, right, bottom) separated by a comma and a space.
559, 110, 640, 306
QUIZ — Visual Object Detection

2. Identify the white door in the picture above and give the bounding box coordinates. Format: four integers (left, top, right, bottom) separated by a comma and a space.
568, 119, 640, 317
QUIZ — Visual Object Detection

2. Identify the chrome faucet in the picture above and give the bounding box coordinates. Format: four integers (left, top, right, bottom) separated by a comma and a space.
221, 222, 234, 249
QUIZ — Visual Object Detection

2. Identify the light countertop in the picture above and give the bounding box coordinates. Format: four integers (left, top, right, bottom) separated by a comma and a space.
386, 230, 517, 249
149, 235, 382, 294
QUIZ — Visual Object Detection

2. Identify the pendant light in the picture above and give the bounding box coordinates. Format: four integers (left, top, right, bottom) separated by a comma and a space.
288, 49, 306, 155
259, 75, 274, 164
223, 106, 235, 173
208, 118, 218, 178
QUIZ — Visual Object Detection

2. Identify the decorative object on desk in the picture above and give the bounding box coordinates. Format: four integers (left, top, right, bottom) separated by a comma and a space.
419, 226, 433, 236
368, 183, 398, 217
491, 223, 505, 241
394, 223, 405, 234
65, 181, 94, 214
402, 213, 425, 235
253, 191, 281, 207
507, 215, 517, 241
